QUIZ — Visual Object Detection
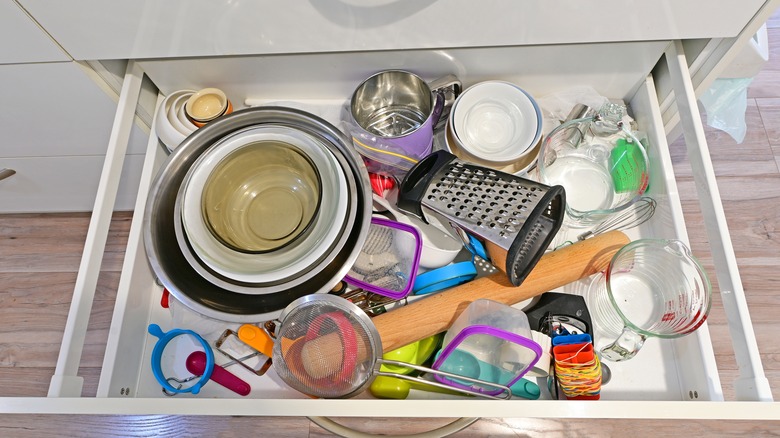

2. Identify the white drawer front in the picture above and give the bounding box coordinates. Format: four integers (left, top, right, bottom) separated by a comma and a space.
0, 62, 148, 159
18, 0, 767, 60
139, 40, 669, 109
0, 154, 144, 213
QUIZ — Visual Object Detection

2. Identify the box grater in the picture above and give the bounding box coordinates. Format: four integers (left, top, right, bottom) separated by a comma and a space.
397, 150, 566, 286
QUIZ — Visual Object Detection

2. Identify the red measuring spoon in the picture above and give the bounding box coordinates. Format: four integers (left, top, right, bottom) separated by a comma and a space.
186, 351, 251, 396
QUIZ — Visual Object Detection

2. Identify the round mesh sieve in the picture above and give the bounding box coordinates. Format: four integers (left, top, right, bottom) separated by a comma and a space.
272, 294, 514, 400
272, 294, 382, 398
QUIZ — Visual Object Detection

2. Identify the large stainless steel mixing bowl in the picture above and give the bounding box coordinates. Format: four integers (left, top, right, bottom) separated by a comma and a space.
144, 106, 372, 322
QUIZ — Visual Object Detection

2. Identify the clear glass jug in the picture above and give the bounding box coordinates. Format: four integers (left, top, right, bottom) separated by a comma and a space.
586, 239, 712, 362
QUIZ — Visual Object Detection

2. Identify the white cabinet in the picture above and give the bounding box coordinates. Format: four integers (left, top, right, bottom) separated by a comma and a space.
0, 0, 68, 64
3, 0, 779, 428
0, 1, 149, 212
16, 0, 768, 60
0, 62, 148, 212
0, 155, 144, 213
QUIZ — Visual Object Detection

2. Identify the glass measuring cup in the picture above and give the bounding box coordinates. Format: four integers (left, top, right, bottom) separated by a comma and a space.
586, 239, 711, 362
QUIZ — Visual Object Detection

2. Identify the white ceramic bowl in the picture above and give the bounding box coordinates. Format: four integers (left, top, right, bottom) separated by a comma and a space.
450, 81, 541, 164
168, 92, 196, 135
154, 90, 195, 152
445, 119, 540, 176
179, 125, 349, 285
186, 87, 230, 123
176, 100, 199, 132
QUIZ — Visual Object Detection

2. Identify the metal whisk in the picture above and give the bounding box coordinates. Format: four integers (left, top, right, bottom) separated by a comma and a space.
577, 197, 657, 241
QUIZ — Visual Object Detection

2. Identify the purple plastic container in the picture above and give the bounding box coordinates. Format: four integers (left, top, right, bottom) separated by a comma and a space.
344, 216, 423, 300
432, 299, 542, 396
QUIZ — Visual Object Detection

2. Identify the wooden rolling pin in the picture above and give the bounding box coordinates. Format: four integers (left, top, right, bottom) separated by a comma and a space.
299, 230, 629, 378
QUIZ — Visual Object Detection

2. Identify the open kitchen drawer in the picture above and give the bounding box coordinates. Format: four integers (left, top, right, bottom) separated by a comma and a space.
3, 26, 778, 429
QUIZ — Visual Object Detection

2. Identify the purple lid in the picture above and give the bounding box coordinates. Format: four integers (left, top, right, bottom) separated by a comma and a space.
344, 216, 423, 300
432, 324, 542, 396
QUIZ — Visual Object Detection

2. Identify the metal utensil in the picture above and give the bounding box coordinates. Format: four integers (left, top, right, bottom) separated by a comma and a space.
560, 103, 597, 148
398, 150, 566, 286
577, 196, 657, 241
215, 328, 273, 376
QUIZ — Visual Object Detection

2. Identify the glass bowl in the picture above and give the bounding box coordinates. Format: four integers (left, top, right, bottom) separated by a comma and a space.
202, 140, 322, 253
178, 124, 349, 285
536, 104, 649, 226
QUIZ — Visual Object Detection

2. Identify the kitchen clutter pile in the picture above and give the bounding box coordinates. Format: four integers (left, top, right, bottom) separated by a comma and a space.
144, 70, 712, 401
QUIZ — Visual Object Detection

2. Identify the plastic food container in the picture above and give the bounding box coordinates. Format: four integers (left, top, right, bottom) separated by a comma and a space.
432, 299, 542, 395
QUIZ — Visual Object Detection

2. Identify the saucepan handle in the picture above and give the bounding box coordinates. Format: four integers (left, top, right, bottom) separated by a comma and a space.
428, 74, 461, 130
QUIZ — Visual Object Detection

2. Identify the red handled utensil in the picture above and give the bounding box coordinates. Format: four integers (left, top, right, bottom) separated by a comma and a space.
369, 173, 396, 196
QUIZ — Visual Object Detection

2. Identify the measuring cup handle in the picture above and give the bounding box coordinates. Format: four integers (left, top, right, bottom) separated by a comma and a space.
397, 150, 457, 219
599, 327, 647, 362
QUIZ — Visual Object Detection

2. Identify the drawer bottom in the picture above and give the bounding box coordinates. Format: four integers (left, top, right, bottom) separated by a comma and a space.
94, 79, 723, 415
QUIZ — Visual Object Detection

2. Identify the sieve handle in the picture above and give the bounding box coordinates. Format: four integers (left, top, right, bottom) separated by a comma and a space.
299, 231, 629, 377
373, 230, 630, 353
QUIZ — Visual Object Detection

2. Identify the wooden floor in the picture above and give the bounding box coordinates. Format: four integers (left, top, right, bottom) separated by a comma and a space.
4, 26, 780, 438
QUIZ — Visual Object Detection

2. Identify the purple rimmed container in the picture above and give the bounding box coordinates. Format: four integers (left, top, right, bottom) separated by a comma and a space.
344, 216, 423, 300
431, 299, 543, 396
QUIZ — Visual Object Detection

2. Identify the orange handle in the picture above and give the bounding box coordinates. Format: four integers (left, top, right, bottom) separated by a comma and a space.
238, 324, 274, 357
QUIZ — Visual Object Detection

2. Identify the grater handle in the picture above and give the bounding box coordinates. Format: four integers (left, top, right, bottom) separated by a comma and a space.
495, 184, 566, 286
397, 150, 457, 220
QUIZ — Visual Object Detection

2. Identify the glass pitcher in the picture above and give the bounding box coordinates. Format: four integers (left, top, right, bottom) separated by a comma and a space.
587, 239, 712, 362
